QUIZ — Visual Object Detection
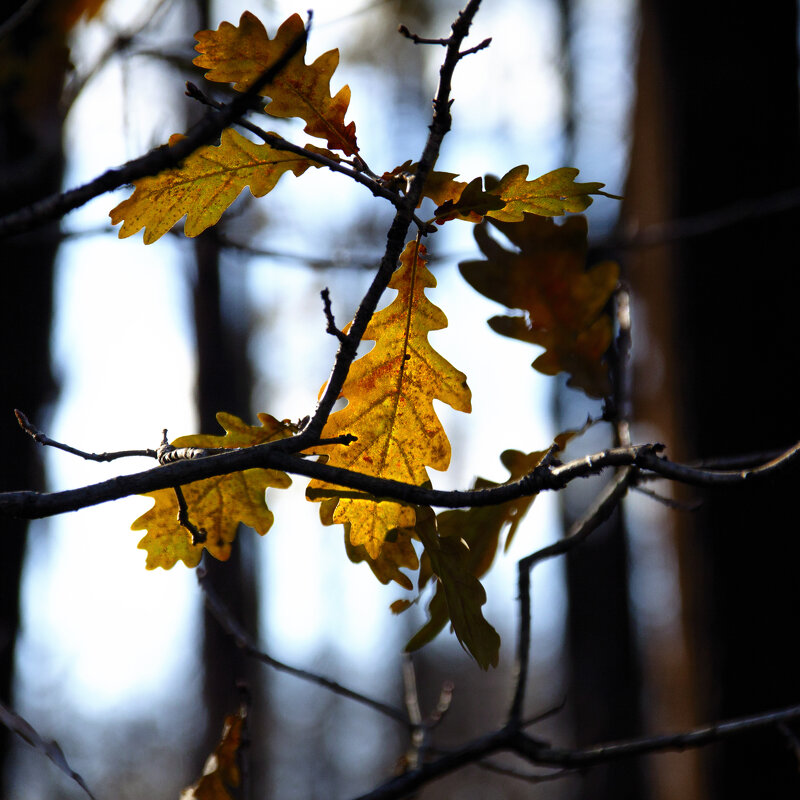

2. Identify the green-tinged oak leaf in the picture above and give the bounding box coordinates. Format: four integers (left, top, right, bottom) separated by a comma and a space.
459, 214, 619, 397
433, 176, 506, 223
409, 507, 500, 669
133, 412, 292, 569
486, 165, 610, 221
306, 241, 471, 559
109, 129, 317, 243
181, 710, 244, 800
406, 441, 575, 659
194, 12, 358, 155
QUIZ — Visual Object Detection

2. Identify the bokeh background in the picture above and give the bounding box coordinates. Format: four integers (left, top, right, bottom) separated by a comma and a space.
2, 0, 799, 798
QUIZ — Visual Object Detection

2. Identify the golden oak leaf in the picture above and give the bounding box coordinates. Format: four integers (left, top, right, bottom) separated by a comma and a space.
486, 165, 609, 221
459, 214, 619, 397
194, 12, 358, 156
306, 241, 471, 559
132, 413, 292, 569
109, 129, 316, 243
406, 446, 565, 661
181, 711, 244, 800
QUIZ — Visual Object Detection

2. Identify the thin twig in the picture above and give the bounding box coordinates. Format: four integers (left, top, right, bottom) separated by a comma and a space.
173, 485, 206, 545
321, 287, 348, 343
0, 702, 98, 800
197, 568, 409, 726
508, 467, 637, 725
15, 409, 156, 461
397, 24, 449, 45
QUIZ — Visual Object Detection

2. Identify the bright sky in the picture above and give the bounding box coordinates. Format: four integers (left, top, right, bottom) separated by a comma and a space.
12, 1, 634, 785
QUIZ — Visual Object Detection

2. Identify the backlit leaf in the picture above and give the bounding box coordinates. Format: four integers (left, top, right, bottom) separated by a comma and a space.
306, 241, 471, 559
486, 165, 610, 221
133, 413, 292, 569
410, 507, 500, 670
460, 214, 619, 397
194, 12, 359, 155
181, 710, 244, 800
110, 129, 316, 243
406, 446, 566, 661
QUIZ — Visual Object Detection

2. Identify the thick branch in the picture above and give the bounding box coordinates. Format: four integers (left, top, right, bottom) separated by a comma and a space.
2, 440, 797, 521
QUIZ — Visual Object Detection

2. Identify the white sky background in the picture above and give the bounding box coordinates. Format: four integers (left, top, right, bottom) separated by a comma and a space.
10, 0, 635, 794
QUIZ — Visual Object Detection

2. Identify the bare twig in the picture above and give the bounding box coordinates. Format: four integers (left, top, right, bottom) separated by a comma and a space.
0, 14, 313, 238
321, 288, 348, 343
15, 409, 156, 461
173, 485, 206, 545
198, 568, 409, 726
509, 466, 637, 725
0, 702, 98, 800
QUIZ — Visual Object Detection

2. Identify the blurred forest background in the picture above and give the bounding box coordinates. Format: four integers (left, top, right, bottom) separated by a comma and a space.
1, 0, 799, 798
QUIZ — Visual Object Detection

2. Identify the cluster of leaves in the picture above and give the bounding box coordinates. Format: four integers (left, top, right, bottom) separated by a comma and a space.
112, 11, 619, 669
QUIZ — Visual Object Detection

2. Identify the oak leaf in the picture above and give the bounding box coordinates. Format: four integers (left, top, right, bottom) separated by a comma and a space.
405, 448, 559, 663
486, 165, 610, 221
132, 412, 292, 569
194, 12, 359, 155
411, 507, 501, 669
109, 129, 317, 243
181, 710, 244, 800
459, 214, 619, 397
306, 241, 471, 559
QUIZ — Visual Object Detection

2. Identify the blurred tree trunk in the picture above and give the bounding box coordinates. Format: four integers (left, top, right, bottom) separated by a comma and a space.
624, 1, 800, 797
0, 0, 67, 782
184, 3, 264, 794
556, 0, 647, 796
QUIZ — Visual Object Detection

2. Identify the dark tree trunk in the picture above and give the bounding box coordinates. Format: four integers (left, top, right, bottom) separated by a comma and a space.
624, 1, 800, 797
0, 0, 65, 781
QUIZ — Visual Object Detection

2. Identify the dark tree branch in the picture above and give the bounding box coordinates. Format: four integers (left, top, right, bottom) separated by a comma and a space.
197, 568, 409, 726
295, 0, 485, 446
2, 438, 798, 521
0, 14, 313, 239
509, 466, 637, 725
0, 702, 97, 800
351, 703, 800, 800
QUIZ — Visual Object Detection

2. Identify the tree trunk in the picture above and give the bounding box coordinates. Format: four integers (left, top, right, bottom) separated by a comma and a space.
624, 1, 800, 797
0, 0, 65, 780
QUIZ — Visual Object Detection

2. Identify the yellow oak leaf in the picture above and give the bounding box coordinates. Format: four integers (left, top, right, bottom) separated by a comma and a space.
181, 710, 244, 800
194, 12, 358, 156
109, 129, 317, 243
486, 165, 610, 221
132, 412, 292, 570
306, 241, 471, 559
459, 214, 619, 397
